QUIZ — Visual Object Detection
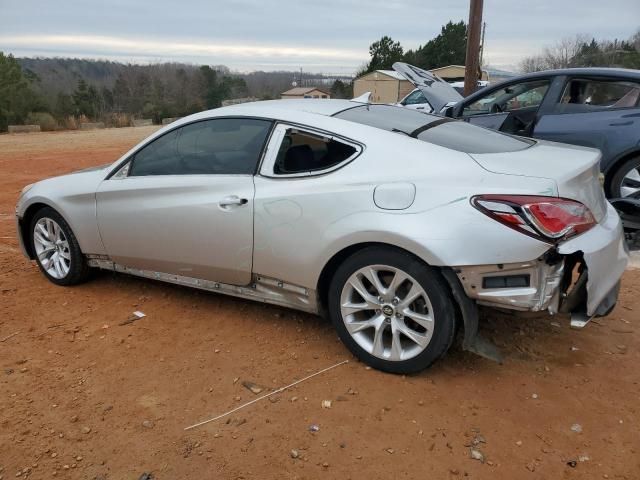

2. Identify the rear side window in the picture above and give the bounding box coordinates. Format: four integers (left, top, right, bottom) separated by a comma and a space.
273, 128, 357, 175
559, 78, 640, 111
129, 118, 272, 176
335, 104, 532, 154
416, 121, 532, 154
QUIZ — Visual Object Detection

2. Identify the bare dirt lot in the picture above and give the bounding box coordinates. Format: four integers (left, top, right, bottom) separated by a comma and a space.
1, 128, 639, 480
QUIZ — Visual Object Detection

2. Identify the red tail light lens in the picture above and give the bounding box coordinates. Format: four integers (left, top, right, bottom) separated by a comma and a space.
472, 195, 596, 242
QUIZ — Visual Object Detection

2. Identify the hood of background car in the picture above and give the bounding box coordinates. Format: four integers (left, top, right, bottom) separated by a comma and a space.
393, 62, 463, 112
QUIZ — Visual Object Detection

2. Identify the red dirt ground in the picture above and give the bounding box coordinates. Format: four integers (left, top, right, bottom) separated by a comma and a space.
0, 127, 638, 480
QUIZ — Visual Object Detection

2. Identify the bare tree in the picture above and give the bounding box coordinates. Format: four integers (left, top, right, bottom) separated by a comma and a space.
519, 55, 546, 73
543, 35, 590, 69
519, 34, 589, 72
632, 29, 640, 51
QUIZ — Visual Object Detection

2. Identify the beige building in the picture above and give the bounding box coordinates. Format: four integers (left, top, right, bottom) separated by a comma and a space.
430, 65, 489, 82
353, 70, 414, 103
281, 87, 331, 99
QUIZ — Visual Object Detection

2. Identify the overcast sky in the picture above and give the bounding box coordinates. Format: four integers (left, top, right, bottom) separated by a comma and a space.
1, 0, 638, 74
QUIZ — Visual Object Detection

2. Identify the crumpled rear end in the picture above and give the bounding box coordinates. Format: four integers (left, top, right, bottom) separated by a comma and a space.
558, 202, 629, 316
453, 202, 628, 320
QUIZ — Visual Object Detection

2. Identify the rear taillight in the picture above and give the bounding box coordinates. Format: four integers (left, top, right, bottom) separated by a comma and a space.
472, 195, 596, 242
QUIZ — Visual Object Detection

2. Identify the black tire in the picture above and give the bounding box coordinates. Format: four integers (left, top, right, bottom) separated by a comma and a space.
30, 207, 90, 286
609, 156, 640, 199
328, 246, 456, 374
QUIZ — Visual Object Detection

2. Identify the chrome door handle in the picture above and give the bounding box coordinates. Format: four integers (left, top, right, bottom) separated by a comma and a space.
219, 195, 248, 208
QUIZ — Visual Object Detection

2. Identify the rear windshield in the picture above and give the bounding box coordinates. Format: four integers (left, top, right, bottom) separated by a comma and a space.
333, 104, 533, 154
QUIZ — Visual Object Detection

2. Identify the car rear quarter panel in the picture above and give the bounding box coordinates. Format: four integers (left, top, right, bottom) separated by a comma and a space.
252, 130, 556, 291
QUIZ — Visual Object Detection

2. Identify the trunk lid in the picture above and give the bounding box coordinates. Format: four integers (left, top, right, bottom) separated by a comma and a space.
469, 140, 608, 222
392, 62, 463, 112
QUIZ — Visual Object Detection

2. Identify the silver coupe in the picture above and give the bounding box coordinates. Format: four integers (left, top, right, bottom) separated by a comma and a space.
16, 99, 629, 373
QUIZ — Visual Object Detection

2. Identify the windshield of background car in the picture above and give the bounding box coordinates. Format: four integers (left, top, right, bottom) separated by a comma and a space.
334, 104, 533, 154
402, 90, 428, 105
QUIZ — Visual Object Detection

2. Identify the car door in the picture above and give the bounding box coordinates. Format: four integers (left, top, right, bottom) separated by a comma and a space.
459, 78, 552, 136
532, 76, 640, 165
95, 117, 273, 285
251, 123, 362, 288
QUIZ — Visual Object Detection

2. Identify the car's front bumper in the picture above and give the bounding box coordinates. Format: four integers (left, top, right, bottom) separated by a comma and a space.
454, 202, 629, 319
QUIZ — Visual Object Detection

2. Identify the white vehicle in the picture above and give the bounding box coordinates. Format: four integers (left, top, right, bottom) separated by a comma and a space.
397, 88, 434, 112
397, 82, 487, 112
16, 98, 628, 373
449, 80, 490, 94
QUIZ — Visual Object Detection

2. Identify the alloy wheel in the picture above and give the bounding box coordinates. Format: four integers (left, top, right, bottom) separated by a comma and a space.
620, 166, 640, 198
33, 217, 71, 279
340, 265, 434, 361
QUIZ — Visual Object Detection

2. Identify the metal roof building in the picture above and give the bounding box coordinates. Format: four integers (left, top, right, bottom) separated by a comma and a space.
281, 87, 331, 99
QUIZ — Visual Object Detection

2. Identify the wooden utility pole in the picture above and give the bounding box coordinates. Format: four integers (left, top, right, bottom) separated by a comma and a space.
463, 0, 484, 96
479, 22, 487, 67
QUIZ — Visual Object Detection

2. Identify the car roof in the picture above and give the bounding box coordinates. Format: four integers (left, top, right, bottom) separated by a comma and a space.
160, 99, 363, 136
459, 67, 640, 104
217, 99, 358, 117
500, 67, 640, 82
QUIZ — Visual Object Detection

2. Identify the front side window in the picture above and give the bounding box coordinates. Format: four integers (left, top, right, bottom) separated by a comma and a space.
559, 78, 640, 111
128, 118, 272, 176
463, 80, 550, 116
273, 128, 357, 175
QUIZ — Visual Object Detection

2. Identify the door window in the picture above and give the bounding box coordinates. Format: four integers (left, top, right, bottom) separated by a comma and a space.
463, 80, 550, 116
272, 128, 358, 175
559, 78, 640, 112
128, 118, 272, 176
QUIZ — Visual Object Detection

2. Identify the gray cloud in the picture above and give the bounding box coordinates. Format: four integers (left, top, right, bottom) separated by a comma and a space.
0, 0, 638, 73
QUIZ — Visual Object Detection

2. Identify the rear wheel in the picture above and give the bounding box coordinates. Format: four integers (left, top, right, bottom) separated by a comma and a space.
328, 247, 456, 374
30, 207, 90, 286
609, 156, 640, 199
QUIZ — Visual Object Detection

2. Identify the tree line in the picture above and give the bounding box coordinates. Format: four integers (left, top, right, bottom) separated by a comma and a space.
55, 65, 250, 122
520, 31, 640, 72
0, 53, 258, 131
359, 21, 468, 76
0, 55, 354, 132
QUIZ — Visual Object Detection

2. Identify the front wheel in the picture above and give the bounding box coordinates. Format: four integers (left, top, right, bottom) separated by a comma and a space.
328, 247, 456, 374
30, 207, 90, 286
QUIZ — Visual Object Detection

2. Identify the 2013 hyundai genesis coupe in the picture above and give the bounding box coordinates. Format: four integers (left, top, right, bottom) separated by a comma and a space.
15, 99, 629, 373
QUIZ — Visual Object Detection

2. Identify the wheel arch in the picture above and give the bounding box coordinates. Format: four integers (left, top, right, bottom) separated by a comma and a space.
316, 241, 439, 314
19, 202, 53, 259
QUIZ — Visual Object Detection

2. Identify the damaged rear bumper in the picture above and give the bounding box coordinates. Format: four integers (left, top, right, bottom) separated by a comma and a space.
454, 203, 629, 321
